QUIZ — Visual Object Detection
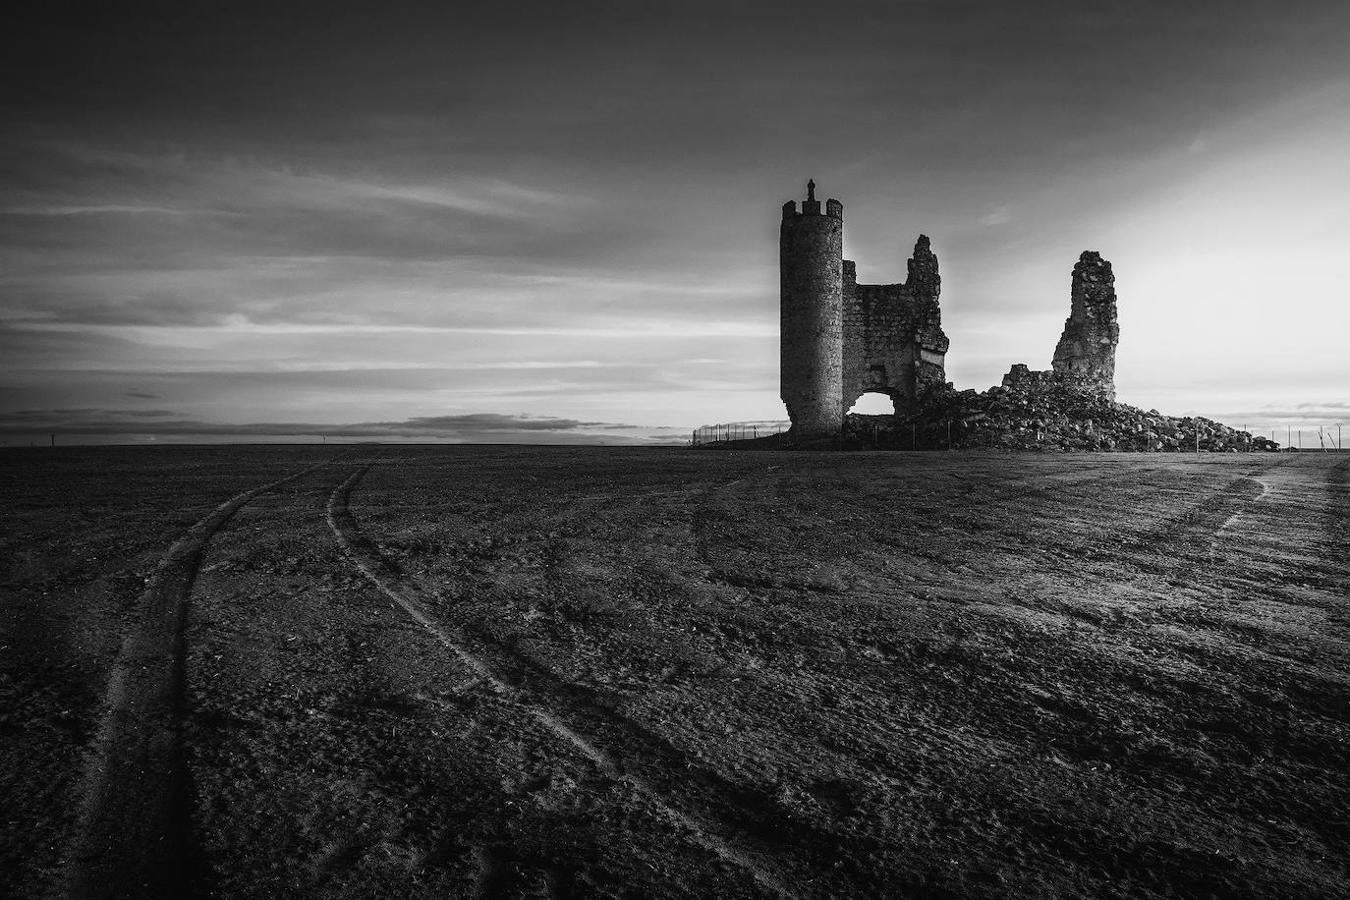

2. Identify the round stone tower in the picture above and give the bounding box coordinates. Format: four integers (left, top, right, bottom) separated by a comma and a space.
780, 180, 844, 436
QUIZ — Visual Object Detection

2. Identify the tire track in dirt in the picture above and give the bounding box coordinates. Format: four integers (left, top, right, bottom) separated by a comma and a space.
1320, 457, 1350, 614
1324, 456, 1349, 549
65, 456, 342, 900
1094, 464, 1281, 570
693, 464, 1152, 589
326, 464, 809, 900
1209, 475, 1272, 557
1039, 461, 1310, 649
457, 470, 913, 896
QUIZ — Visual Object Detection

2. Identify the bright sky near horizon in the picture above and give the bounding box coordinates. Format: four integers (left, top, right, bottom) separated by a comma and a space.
2, 2, 1347, 445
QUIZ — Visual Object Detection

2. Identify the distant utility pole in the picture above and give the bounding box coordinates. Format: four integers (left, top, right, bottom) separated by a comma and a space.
50, 433, 54, 447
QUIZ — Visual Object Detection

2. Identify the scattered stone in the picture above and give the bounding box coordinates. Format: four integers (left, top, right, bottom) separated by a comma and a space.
845, 378, 1280, 452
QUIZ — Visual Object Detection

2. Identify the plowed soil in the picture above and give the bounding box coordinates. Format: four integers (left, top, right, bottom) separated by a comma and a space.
3, 446, 1348, 899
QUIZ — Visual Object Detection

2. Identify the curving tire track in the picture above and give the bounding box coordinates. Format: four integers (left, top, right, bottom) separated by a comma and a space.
65, 456, 339, 900
326, 464, 811, 900
1319, 457, 1350, 611
1082, 463, 1282, 569
1325, 457, 1349, 551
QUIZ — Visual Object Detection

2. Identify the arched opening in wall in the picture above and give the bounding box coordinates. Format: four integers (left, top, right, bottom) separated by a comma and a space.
847, 392, 896, 416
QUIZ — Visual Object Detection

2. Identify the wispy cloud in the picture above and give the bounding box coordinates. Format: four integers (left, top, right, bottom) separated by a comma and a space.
347, 178, 586, 218
978, 205, 1011, 226
8, 320, 776, 340
1224, 401, 1350, 424
3, 4, 1346, 436
0, 204, 201, 217
0, 408, 684, 444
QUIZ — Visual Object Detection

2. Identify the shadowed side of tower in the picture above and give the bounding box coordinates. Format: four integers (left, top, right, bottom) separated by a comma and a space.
780, 181, 844, 436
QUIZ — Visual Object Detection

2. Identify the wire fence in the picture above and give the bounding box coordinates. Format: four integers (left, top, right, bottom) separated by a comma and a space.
1244, 424, 1345, 451
691, 422, 791, 445
690, 420, 1346, 450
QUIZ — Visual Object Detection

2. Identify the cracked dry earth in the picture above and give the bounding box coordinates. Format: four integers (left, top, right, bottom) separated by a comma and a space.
2, 446, 1348, 899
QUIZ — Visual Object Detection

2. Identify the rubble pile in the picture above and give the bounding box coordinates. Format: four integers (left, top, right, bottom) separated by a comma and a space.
845, 377, 1280, 452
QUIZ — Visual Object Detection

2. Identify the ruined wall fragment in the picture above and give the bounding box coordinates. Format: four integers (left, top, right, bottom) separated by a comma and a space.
1051, 251, 1119, 399
840, 235, 949, 415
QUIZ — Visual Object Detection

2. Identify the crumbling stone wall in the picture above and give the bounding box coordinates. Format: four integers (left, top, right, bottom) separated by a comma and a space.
779, 183, 1120, 439
842, 235, 949, 415
1003, 250, 1119, 401
774, 185, 1260, 453
780, 180, 949, 434
1051, 251, 1119, 397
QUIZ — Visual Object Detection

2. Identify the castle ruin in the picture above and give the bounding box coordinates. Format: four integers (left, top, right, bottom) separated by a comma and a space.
780, 181, 949, 435
780, 181, 1118, 435
1000, 251, 1119, 400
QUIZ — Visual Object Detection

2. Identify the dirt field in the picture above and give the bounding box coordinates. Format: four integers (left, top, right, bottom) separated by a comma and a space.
3, 446, 1347, 899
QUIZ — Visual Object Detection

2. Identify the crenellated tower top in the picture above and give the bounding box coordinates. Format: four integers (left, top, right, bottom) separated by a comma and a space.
782, 179, 842, 220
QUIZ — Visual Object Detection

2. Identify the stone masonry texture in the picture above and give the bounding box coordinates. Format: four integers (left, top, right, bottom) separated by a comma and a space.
772, 183, 1273, 453
842, 234, 950, 416
1051, 251, 1120, 399
779, 183, 844, 435
780, 181, 949, 436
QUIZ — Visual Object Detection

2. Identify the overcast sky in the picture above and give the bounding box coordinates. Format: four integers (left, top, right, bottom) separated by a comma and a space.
2, 2, 1347, 444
